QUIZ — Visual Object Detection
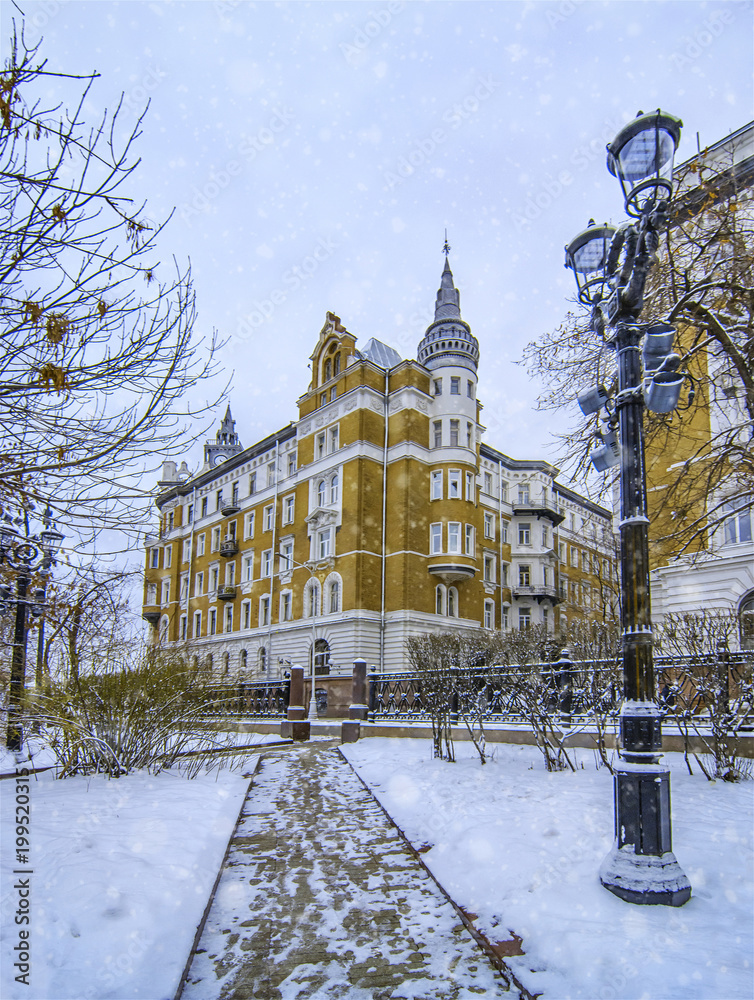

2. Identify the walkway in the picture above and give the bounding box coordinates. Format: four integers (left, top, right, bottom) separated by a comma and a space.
180, 741, 518, 1000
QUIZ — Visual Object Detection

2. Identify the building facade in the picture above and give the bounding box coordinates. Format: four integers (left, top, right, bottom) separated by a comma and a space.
646, 120, 754, 647
143, 258, 615, 676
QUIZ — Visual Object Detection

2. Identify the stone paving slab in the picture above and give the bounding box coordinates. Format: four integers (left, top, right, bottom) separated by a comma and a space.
179, 742, 518, 1000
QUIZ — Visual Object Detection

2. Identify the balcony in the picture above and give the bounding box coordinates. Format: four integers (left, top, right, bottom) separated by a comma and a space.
427, 560, 476, 584
512, 584, 561, 604
217, 585, 237, 601
221, 502, 240, 516
142, 608, 161, 626
512, 498, 565, 526
219, 538, 239, 557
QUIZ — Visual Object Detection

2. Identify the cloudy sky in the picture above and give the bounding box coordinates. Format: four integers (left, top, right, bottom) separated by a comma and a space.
6, 0, 753, 476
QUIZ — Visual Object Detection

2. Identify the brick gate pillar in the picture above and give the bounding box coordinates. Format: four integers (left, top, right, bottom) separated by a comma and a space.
341, 658, 368, 743
282, 664, 310, 741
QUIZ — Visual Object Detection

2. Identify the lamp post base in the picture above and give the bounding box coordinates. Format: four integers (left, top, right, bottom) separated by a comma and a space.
600, 844, 691, 906
601, 761, 691, 907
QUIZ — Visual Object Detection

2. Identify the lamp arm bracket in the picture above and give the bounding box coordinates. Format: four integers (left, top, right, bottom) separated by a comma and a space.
614, 386, 644, 409
606, 225, 629, 277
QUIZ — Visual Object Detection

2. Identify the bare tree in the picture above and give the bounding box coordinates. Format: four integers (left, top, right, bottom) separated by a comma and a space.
1, 25, 224, 546
405, 633, 457, 761
36, 564, 141, 685
655, 608, 753, 780
522, 147, 753, 556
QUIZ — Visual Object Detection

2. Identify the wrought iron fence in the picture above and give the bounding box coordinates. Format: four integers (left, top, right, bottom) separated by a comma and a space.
368, 651, 754, 728
203, 680, 290, 718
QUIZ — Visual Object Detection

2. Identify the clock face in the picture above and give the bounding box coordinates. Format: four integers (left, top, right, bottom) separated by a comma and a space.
214, 455, 227, 466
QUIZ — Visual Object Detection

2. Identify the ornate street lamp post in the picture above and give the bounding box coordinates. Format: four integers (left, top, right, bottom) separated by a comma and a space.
565, 110, 691, 906
1, 506, 64, 751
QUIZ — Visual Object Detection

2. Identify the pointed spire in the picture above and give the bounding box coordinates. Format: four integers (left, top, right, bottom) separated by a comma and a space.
417, 239, 479, 374
434, 242, 461, 322
217, 404, 239, 445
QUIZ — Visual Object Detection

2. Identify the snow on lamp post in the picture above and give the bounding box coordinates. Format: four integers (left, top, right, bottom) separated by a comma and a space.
565, 110, 692, 906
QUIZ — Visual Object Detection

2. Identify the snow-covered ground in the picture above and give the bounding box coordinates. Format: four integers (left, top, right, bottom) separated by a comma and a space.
1, 733, 751, 1000
343, 738, 754, 1000
0, 755, 257, 1000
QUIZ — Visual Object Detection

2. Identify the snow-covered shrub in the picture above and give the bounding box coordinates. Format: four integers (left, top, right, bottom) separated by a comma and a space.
23, 646, 231, 777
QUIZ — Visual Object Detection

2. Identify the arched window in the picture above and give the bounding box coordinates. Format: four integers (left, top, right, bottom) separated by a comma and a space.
324, 359, 332, 381
222, 651, 230, 675
311, 638, 330, 675
484, 600, 494, 630
330, 472, 339, 504
317, 479, 326, 506
435, 585, 445, 616
191, 655, 199, 672
448, 587, 458, 618
258, 647, 267, 672
159, 615, 169, 644
304, 579, 320, 618
240, 649, 248, 671
333, 353, 341, 375
207, 653, 214, 671
330, 580, 340, 613
740, 592, 754, 650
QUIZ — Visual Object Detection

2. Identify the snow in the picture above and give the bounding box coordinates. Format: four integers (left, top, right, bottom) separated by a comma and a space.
1, 734, 750, 998
343, 738, 754, 1000
0, 761, 251, 1000
181, 744, 509, 998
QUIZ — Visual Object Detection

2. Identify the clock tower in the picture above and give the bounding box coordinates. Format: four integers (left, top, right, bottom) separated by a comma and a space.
204, 405, 244, 468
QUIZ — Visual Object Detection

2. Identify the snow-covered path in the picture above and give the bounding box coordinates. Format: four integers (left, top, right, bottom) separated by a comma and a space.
180, 742, 516, 999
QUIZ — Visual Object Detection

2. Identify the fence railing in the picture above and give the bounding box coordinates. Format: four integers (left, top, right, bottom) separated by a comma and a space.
367, 652, 754, 728
203, 680, 290, 719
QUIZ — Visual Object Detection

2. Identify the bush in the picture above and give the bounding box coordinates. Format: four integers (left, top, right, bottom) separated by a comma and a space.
23, 647, 233, 777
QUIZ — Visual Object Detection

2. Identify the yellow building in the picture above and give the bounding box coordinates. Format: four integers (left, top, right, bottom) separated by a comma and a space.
645, 121, 754, 643
144, 257, 615, 676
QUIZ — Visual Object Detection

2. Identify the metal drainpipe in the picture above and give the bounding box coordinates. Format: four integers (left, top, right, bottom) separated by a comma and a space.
379, 370, 389, 673
498, 458, 505, 630
185, 485, 196, 646
266, 438, 280, 677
